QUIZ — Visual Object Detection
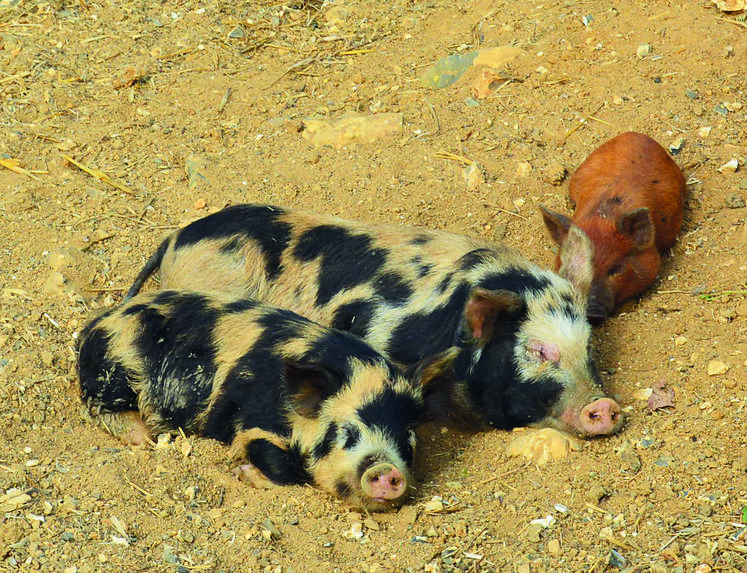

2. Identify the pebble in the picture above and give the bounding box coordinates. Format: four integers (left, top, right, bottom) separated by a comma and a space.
545, 161, 567, 185
718, 158, 739, 174
669, 138, 685, 155
674, 336, 687, 346
636, 43, 652, 58
547, 538, 561, 555
423, 497, 444, 514
697, 126, 712, 137
685, 89, 699, 100
261, 519, 281, 541
706, 360, 729, 376
397, 505, 418, 525
725, 193, 745, 208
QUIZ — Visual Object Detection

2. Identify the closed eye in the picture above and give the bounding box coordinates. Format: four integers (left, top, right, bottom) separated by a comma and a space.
342, 424, 361, 449
607, 264, 624, 277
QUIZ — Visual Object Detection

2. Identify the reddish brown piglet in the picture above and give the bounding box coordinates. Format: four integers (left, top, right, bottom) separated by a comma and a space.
541, 131, 687, 323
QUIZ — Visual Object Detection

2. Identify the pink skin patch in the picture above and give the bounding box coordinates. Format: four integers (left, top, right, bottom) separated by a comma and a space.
527, 340, 560, 364
361, 463, 407, 501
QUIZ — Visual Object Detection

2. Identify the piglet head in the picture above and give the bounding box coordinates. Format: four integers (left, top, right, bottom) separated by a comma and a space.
285, 357, 420, 511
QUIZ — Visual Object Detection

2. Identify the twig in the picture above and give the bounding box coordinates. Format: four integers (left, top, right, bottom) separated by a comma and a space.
560, 102, 605, 145
0, 157, 40, 181
218, 87, 232, 114
64, 155, 134, 195
715, 17, 747, 29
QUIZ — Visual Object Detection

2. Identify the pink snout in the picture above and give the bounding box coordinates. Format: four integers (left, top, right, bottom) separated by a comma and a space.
360, 463, 407, 501
580, 398, 623, 435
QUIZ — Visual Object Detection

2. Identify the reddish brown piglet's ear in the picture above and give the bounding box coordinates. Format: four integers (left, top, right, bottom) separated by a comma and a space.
539, 205, 573, 245
283, 359, 340, 418
465, 288, 524, 343
617, 208, 655, 250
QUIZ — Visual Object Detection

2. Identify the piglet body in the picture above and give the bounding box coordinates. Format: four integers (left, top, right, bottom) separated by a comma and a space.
542, 131, 686, 323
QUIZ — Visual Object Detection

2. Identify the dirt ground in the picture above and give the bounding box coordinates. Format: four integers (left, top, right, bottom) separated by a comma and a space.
1, 1, 746, 571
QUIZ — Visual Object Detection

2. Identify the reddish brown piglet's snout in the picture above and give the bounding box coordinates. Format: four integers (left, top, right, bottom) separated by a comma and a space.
541, 131, 687, 323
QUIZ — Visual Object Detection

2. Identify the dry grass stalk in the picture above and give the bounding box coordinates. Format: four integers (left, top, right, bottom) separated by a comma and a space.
63, 155, 134, 195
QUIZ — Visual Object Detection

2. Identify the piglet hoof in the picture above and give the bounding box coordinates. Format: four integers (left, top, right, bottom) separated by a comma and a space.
360, 463, 407, 501
505, 428, 582, 465
231, 463, 278, 490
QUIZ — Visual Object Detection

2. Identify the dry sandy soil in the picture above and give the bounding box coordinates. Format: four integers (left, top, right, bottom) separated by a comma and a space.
1, 1, 746, 571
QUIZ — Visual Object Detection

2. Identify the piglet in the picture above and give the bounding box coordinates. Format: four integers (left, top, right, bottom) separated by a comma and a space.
541, 131, 686, 323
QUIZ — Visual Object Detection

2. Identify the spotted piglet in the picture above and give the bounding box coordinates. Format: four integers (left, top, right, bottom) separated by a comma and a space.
77, 290, 448, 511
541, 131, 687, 323
126, 204, 623, 439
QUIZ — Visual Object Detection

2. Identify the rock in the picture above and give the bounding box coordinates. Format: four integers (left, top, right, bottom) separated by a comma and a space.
717, 158, 739, 174
43, 247, 97, 300
464, 162, 483, 190
396, 505, 418, 525
725, 193, 745, 208
505, 428, 582, 465
637, 44, 652, 58
545, 161, 567, 185
515, 161, 533, 177
423, 497, 444, 514
547, 538, 561, 555
302, 113, 403, 149
707, 360, 729, 375
618, 440, 642, 473
185, 153, 210, 189
261, 518, 281, 541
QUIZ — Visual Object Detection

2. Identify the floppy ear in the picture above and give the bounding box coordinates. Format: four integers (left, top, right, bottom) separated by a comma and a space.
409, 347, 460, 423
617, 208, 654, 250
465, 288, 524, 343
539, 205, 573, 245
283, 359, 341, 418
556, 225, 594, 297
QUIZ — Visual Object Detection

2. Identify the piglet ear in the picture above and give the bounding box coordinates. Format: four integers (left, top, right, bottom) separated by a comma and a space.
465, 288, 524, 343
539, 205, 573, 245
526, 340, 561, 364
409, 347, 460, 423
283, 359, 340, 418
617, 208, 654, 250
557, 225, 594, 297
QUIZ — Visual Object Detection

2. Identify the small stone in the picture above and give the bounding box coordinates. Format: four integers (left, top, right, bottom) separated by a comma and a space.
725, 193, 745, 208
707, 360, 729, 376
423, 497, 444, 514
675, 336, 687, 346
718, 158, 739, 174
516, 161, 533, 177
40, 351, 54, 367
261, 519, 281, 541
608, 549, 626, 568
685, 89, 699, 100
464, 163, 483, 190
396, 505, 418, 525
193, 197, 207, 210
723, 46, 734, 58
697, 126, 712, 137
636, 43, 652, 58
618, 440, 642, 473
586, 484, 608, 503
545, 161, 567, 185
669, 138, 685, 155
228, 26, 245, 39
547, 538, 561, 555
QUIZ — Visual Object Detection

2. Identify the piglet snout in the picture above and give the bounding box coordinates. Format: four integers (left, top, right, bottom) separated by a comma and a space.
580, 398, 623, 435
361, 462, 407, 501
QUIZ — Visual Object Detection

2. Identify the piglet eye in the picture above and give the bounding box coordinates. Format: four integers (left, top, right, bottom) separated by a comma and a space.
342, 425, 360, 449
607, 264, 623, 277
